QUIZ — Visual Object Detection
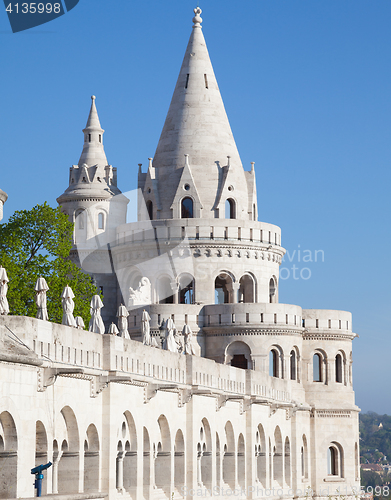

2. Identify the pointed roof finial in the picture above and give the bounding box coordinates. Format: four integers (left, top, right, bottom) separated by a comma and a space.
193, 6, 202, 27
85, 94, 103, 131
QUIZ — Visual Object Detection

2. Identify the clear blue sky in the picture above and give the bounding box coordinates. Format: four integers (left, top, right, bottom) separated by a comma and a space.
0, 1, 389, 413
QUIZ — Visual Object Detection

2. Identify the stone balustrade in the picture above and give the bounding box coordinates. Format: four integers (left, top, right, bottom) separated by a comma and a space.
0, 315, 293, 404
115, 218, 282, 248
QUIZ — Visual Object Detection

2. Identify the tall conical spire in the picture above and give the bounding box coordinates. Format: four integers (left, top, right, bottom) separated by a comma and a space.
153, 7, 242, 169
57, 95, 121, 203
148, 7, 250, 220
78, 95, 108, 167
85, 95, 102, 129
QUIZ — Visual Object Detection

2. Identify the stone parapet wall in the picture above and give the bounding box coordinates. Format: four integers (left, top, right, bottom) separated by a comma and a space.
0, 315, 292, 405
115, 218, 283, 249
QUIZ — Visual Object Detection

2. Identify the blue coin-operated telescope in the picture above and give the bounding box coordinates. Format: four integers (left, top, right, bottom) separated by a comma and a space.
31, 462, 52, 497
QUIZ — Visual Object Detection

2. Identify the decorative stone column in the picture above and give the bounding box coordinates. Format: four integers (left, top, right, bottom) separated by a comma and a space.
170, 281, 179, 304
232, 283, 240, 304
52, 450, 62, 494
116, 451, 125, 492
197, 450, 203, 487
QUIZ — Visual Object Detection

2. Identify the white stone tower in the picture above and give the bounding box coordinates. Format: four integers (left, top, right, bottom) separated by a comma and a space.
57, 96, 128, 323
138, 7, 257, 222
113, 9, 360, 495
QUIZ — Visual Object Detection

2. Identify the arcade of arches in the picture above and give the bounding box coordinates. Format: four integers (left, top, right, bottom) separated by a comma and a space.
1, 406, 338, 499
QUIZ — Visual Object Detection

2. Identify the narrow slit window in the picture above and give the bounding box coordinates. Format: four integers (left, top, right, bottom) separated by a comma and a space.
99, 134, 102, 143
88, 134, 91, 142
204, 74, 208, 88
185, 74, 189, 89
98, 212, 105, 230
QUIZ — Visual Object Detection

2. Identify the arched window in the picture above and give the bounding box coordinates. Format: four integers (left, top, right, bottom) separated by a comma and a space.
327, 445, 343, 476
225, 198, 236, 219
313, 353, 322, 382
215, 273, 233, 304
76, 211, 84, 229
269, 278, 276, 303
146, 200, 153, 220
269, 349, 279, 378
290, 350, 296, 380
179, 274, 194, 304
226, 341, 251, 370
239, 274, 255, 303
302, 435, 309, 479
335, 353, 343, 383
181, 197, 193, 218
98, 212, 104, 230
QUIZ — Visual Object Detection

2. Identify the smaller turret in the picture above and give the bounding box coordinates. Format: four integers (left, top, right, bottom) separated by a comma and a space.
57, 96, 128, 326
57, 95, 127, 247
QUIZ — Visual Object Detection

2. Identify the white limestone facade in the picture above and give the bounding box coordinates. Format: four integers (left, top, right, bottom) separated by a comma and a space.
0, 6, 360, 500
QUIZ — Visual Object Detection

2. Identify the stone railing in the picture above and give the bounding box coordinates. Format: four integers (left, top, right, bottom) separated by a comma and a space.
247, 369, 291, 403
302, 309, 353, 333
0, 315, 293, 404
0, 316, 103, 369
203, 303, 304, 329
115, 218, 282, 248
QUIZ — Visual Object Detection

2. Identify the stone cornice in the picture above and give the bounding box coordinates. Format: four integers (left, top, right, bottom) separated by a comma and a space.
303, 332, 356, 341
203, 327, 304, 337
111, 241, 284, 264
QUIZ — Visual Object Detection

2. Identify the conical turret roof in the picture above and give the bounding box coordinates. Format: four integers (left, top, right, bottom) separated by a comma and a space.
57, 96, 121, 204
153, 7, 242, 169
79, 95, 108, 168
151, 7, 250, 220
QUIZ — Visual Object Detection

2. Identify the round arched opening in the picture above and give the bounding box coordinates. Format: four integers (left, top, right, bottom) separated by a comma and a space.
215, 273, 234, 304
181, 197, 194, 218
226, 341, 251, 370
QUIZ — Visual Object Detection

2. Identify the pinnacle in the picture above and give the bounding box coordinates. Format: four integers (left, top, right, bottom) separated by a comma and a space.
84, 95, 103, 131
79, 95, 108, 167
192, 6, 202, 27
151, 7, 246, 218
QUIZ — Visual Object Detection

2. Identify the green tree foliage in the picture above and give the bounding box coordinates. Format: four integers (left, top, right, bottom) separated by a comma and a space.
360, 412, 391, 463
0, 203, 98, 325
